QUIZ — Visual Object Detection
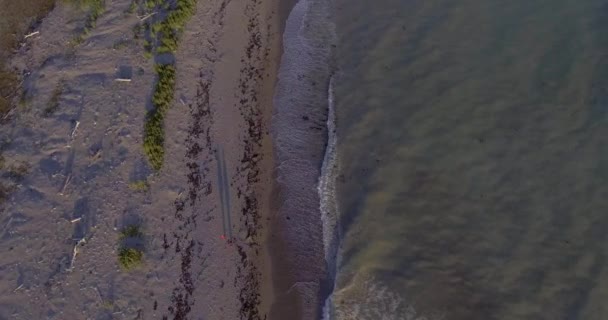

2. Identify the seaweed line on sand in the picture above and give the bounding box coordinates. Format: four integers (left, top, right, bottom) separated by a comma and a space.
232, 0, 271, 318
162, 72, 214, 320
161, 1, 229, 317
160, 0, 271, 317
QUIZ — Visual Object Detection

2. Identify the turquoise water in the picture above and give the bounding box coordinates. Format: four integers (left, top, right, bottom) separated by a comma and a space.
329, 0, 608, 319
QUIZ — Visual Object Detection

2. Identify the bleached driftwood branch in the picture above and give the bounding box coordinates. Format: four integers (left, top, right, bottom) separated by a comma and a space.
24, 31, 39, 39
59, 174, 72, 195
70, 121, 80, 139
138, 12, 156, 21
68, 238, 86, 271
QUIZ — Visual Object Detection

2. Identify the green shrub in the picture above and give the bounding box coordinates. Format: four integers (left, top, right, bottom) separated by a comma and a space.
118, 247, 143, 270
156, 0, 196, 53
118, 225, 144, 270
140, 0, 197, 170
143, 63, 175, 170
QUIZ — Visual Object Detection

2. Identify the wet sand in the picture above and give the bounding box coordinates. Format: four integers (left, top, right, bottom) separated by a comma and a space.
0, 0, 300, 319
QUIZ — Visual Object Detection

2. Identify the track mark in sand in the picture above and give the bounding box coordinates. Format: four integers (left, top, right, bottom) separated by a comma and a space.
215, 145, 233, 240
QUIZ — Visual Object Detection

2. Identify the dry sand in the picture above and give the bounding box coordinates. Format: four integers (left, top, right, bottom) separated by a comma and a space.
0, 0, 300, 319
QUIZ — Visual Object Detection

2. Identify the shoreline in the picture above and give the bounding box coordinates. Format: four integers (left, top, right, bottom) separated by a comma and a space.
256, 0, 299, 317
268, 0, 337, 318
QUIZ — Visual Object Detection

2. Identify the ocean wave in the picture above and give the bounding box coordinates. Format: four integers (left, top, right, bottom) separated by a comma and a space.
330, 275, 445, 320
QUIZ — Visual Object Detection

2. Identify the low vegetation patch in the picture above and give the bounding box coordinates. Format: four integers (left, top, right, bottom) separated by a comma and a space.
118, 225, 144, 270
156, 0, 196, 53
136, 0, 197, 54
128, 179, 149, 191
134, 0, 196, 170
66, 0, 106, 45
82, 0, 104, 30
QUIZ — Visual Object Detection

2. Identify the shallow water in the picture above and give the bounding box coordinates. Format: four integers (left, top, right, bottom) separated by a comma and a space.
327, 0, 608, 319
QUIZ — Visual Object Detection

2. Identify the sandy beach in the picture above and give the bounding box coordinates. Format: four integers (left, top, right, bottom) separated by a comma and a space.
0, 0, 306, 319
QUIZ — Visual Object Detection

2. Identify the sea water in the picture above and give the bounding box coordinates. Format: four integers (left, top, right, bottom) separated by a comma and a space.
326, 0, 608, 319
278, 0, 608, 319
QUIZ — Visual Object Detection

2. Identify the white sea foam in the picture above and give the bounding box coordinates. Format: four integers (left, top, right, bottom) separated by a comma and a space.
319, 75, 340, 320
